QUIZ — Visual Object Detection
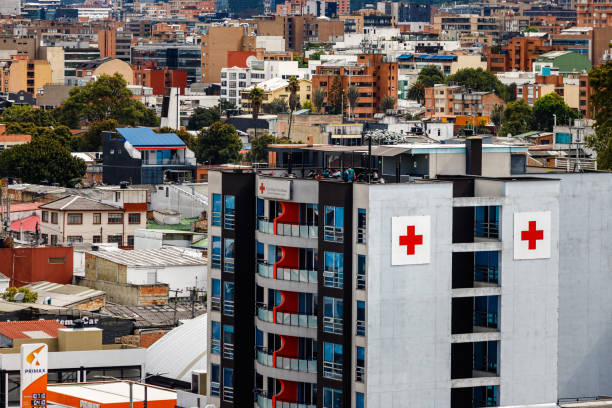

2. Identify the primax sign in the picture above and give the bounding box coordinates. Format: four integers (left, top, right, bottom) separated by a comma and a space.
21, 343, 48, 408
257, 178, 292, 200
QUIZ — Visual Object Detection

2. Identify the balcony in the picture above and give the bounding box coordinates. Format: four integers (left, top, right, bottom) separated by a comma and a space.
223, 342, 234, 359
323, 316, 343, 334
257, 306, 317, 329
257, 392, 316, 408
223, 299, 234, 316
474, 264, 499, 286
323, 361, 342, 380
256, 263, 318, 294
323, 225, 344, 243
211, 296, 221, 311
256, 347, 317, 375
258, 218, 318, 239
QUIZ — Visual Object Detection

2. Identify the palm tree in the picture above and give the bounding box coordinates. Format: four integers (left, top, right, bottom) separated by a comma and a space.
407, 80, 425, 104
347, 85, 359, 120
248, 87, 264, 140
287, 76, 300, 140
313, 88, 325, 113
380, 96, 396, 113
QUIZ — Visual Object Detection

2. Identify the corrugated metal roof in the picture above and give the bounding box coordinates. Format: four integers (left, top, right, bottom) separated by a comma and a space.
87, 247, 207, 267
116, 128, 186, 147
146, 314, 207, 382
24, 281, 105, 308
40, 195, 121, 211
0, 320, 66, 339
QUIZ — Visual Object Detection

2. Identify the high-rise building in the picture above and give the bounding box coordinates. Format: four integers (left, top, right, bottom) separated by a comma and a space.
206, 141, 612, 408
577, 0, 612, 27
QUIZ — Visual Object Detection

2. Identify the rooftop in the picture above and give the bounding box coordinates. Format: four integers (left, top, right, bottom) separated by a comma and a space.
47, 382, 176, 405
40, 195, 121, 211
115, 128, 186, 147
87, 247, 207, 267
9, 215, 40, 232
23, 281, 105, 309
102, 303, 206, 329
0, 320, 66, 340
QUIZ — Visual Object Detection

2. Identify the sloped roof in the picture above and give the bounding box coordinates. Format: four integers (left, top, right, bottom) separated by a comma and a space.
40, 195, 121, 211
116, 128, 186, 147
146, 313, 207, 382
0, 320, 66, 340
9, 215, 40, 232
24, 281, 105, 308
86, 247, 207, 267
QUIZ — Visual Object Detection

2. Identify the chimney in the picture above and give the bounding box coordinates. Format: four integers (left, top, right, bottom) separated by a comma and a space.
465, 136, 482, 176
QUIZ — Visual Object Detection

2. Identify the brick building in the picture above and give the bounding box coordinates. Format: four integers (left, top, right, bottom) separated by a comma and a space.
424, 84, 505, 122
486, 37, 560, 73
577, 0, 612, 27
133, 65, 188, 96
252, 15, 344, 52
201, 25, 256, 85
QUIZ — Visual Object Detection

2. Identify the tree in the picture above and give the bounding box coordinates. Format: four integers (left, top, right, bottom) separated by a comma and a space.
499, 99, 534, 136
248, 133, 295, 163
0, 137, 86, 186
418, 65, 445, 87
55, 73, 159, 128
327, 76, 344, 115
491, 104, 503, 133
249, 87, 264, 139
287, 76, 300, 140
156, 126, 198, 152
446, 68, 515, 102
4, 123, 79, 151
2, 287, 37, 303
407, 80, 426, 103
347, 85, 359, 120
0, 105, 57, 127
524, 26, 539, 32
313, 88, 325, 113
301, 100, 313, 111
587, 61, 612, 169
187, 106, 221, 130
79, 119, 119, 152
197, 121, 242, 164
532, 92, 580, 132
380, 96, 395, 112
262, 98, 288, 114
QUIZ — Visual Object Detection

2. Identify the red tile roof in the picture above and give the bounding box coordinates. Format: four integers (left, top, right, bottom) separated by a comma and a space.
9, 215, 40, 232
0, 202, 41, 213
0, 320, 67, 340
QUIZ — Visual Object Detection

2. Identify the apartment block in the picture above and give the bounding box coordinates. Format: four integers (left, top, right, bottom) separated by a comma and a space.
133, 66, 188, 96
486, 37, 560, 73
4, 55, 53, 95
577, 0, 612, 27
424, 84, 505, 122
201, 25, 256, 85
253, 16, 344, 52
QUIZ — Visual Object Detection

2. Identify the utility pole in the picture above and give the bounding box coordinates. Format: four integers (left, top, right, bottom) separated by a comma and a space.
169, 289, 182, 326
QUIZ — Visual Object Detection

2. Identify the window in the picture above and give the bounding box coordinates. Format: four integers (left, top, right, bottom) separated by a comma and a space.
223, 281, 234, 316
323, 388, 343, 408
223, 325, 234, 359
224, 238, 235, 273
42, 211, 48, 222
108, 213, 123, 224
323, 297, 343, 334
223, 367, 234, 401
356, 346, 365, 382
356, 300, 366, 336
211, 236, 221, 269
67, 213, 82, 224
357, 208, 366, 243
115, 191, 121, 202
108, 235, 123, 245
211, 194, 221, 226
127, 235, 134, 246
211, 321, 221, 354
93, 213, 101, 224
48, 257, 65, 264
93, 235, 102, 244
323, 343, 343, 380
210, 364, 220, 396
67, 236, 83, 244
356, 392, 364, 408
324, 206, 344, 242
128, 213, 141, 224
51, 212, 58, 224
224, 195, 235, 229
357, 254, 366, 290
211, 279, 221, 311
324, 251, 343, 288
51, 235, 58, 245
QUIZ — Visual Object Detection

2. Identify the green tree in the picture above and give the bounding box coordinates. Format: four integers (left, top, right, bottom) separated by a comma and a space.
309, 50, 325, 61
287, 76, 300, 140
532, 92, 580, 132
301, 100, 314, 111
2, 287, 38, 303
347, 85, 359, 120
262, 98, 288, 114
587, 61, 612, 169
197, 121, 242, 164
524, 26, 539, 32
499, 99, 534, 136
249, 87, 264, 139
0, 137, 86, 186
249, 133, 277, 163
55, 73, 159, 128
313, 88, 325, 113
156, 126, 198, 152
327, 76, 344, 115
187, 106, 221, 130
0, 105, 57, 127
380, 96, 396, 112
3, 123, 79, 151
79, 119, 119, 151
418, 65, 445, 87
407, 80, 426, 103
446, 68, 515, 102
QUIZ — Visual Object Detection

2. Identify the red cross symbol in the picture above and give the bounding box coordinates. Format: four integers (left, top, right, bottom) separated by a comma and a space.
521, 220, 543, 250
259, 183, 266, 194
399, 225, 423, 255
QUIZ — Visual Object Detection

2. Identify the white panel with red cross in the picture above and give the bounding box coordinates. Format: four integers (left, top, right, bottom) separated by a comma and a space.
513, 211, 551, 260
391, 215, 431, 265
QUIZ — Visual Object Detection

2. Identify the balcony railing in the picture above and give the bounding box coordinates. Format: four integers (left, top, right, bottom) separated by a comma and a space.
323, 361, 343, 380
256, 347, 317, 374
475, 265, 499, 285
356, 320, 366, 336
223, 342, 234, 359
258, 218, 318, 239
257, 306, 317, 329
211, 338, 220, 354
323, 225, 344, 243
356, 366, 365, 382
257, 262, 318, 284
223, 257, 235, 273
323, 316, 343, 334
211, 253, 221, 269
211, 381, 220, 397
474, 310, 498, 329
357, 226, 366, 244
143, 158, 187, 165
224, 213, 235, 230
323, 270, 343, 288
474, 221, 499, 239
224, 300, 235, 316
223, 386, 234, 402
356, 273, 366, 290
256, 392, 316, 408
211, 296, 221, 311
211, 211, 221, 227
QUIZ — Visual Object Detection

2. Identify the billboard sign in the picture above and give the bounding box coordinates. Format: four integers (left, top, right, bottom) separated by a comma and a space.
21, 343, 48, 408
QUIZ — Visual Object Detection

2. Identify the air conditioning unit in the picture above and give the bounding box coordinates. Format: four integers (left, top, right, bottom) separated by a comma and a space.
191, 370, 207, 395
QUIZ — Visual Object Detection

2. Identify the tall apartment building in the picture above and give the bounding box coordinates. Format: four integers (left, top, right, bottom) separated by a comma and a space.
486, 37, 560, 73
131, 43, 201, 85
206, 141, 612, 408
312, 53, 397, 120
433, 15, 503, 43
98, 29, 133, 62
253, 16, 345, 52
424, 84, 505, 122
4, 55, 53, 95
201, 25, 256, 85
577, 0, 612, 27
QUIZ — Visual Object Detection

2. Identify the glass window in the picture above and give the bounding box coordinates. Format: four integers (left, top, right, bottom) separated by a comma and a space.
324, 251, 343, 288
323, 388, 343, 408
323, 297, 343, 334
42, 211, 48, 222
211, 278, 221, 311
224, 195, 235, 229
212, 194, 221, 226
223, 367, 234, 401
223, 281, 234, 316
324, 206, 344, 242
211, 236, 221, 269
323, 342, 343, 380
93, 213, 101, 224
51, 212, 58, 224
211, 321, 221, 354
223, 325, 234, 359
128, 213, 141, 224
356, 392, 364, 408
357, 254, 366, 290
356, 346, 365, 382
357, 208, 366, 243
108, 235, 122, 245
108, 213, 123, 224
356, 301, 366, 336
210, 363, 220, 396
67, 236, 83, 244
224, 238, 235, 273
